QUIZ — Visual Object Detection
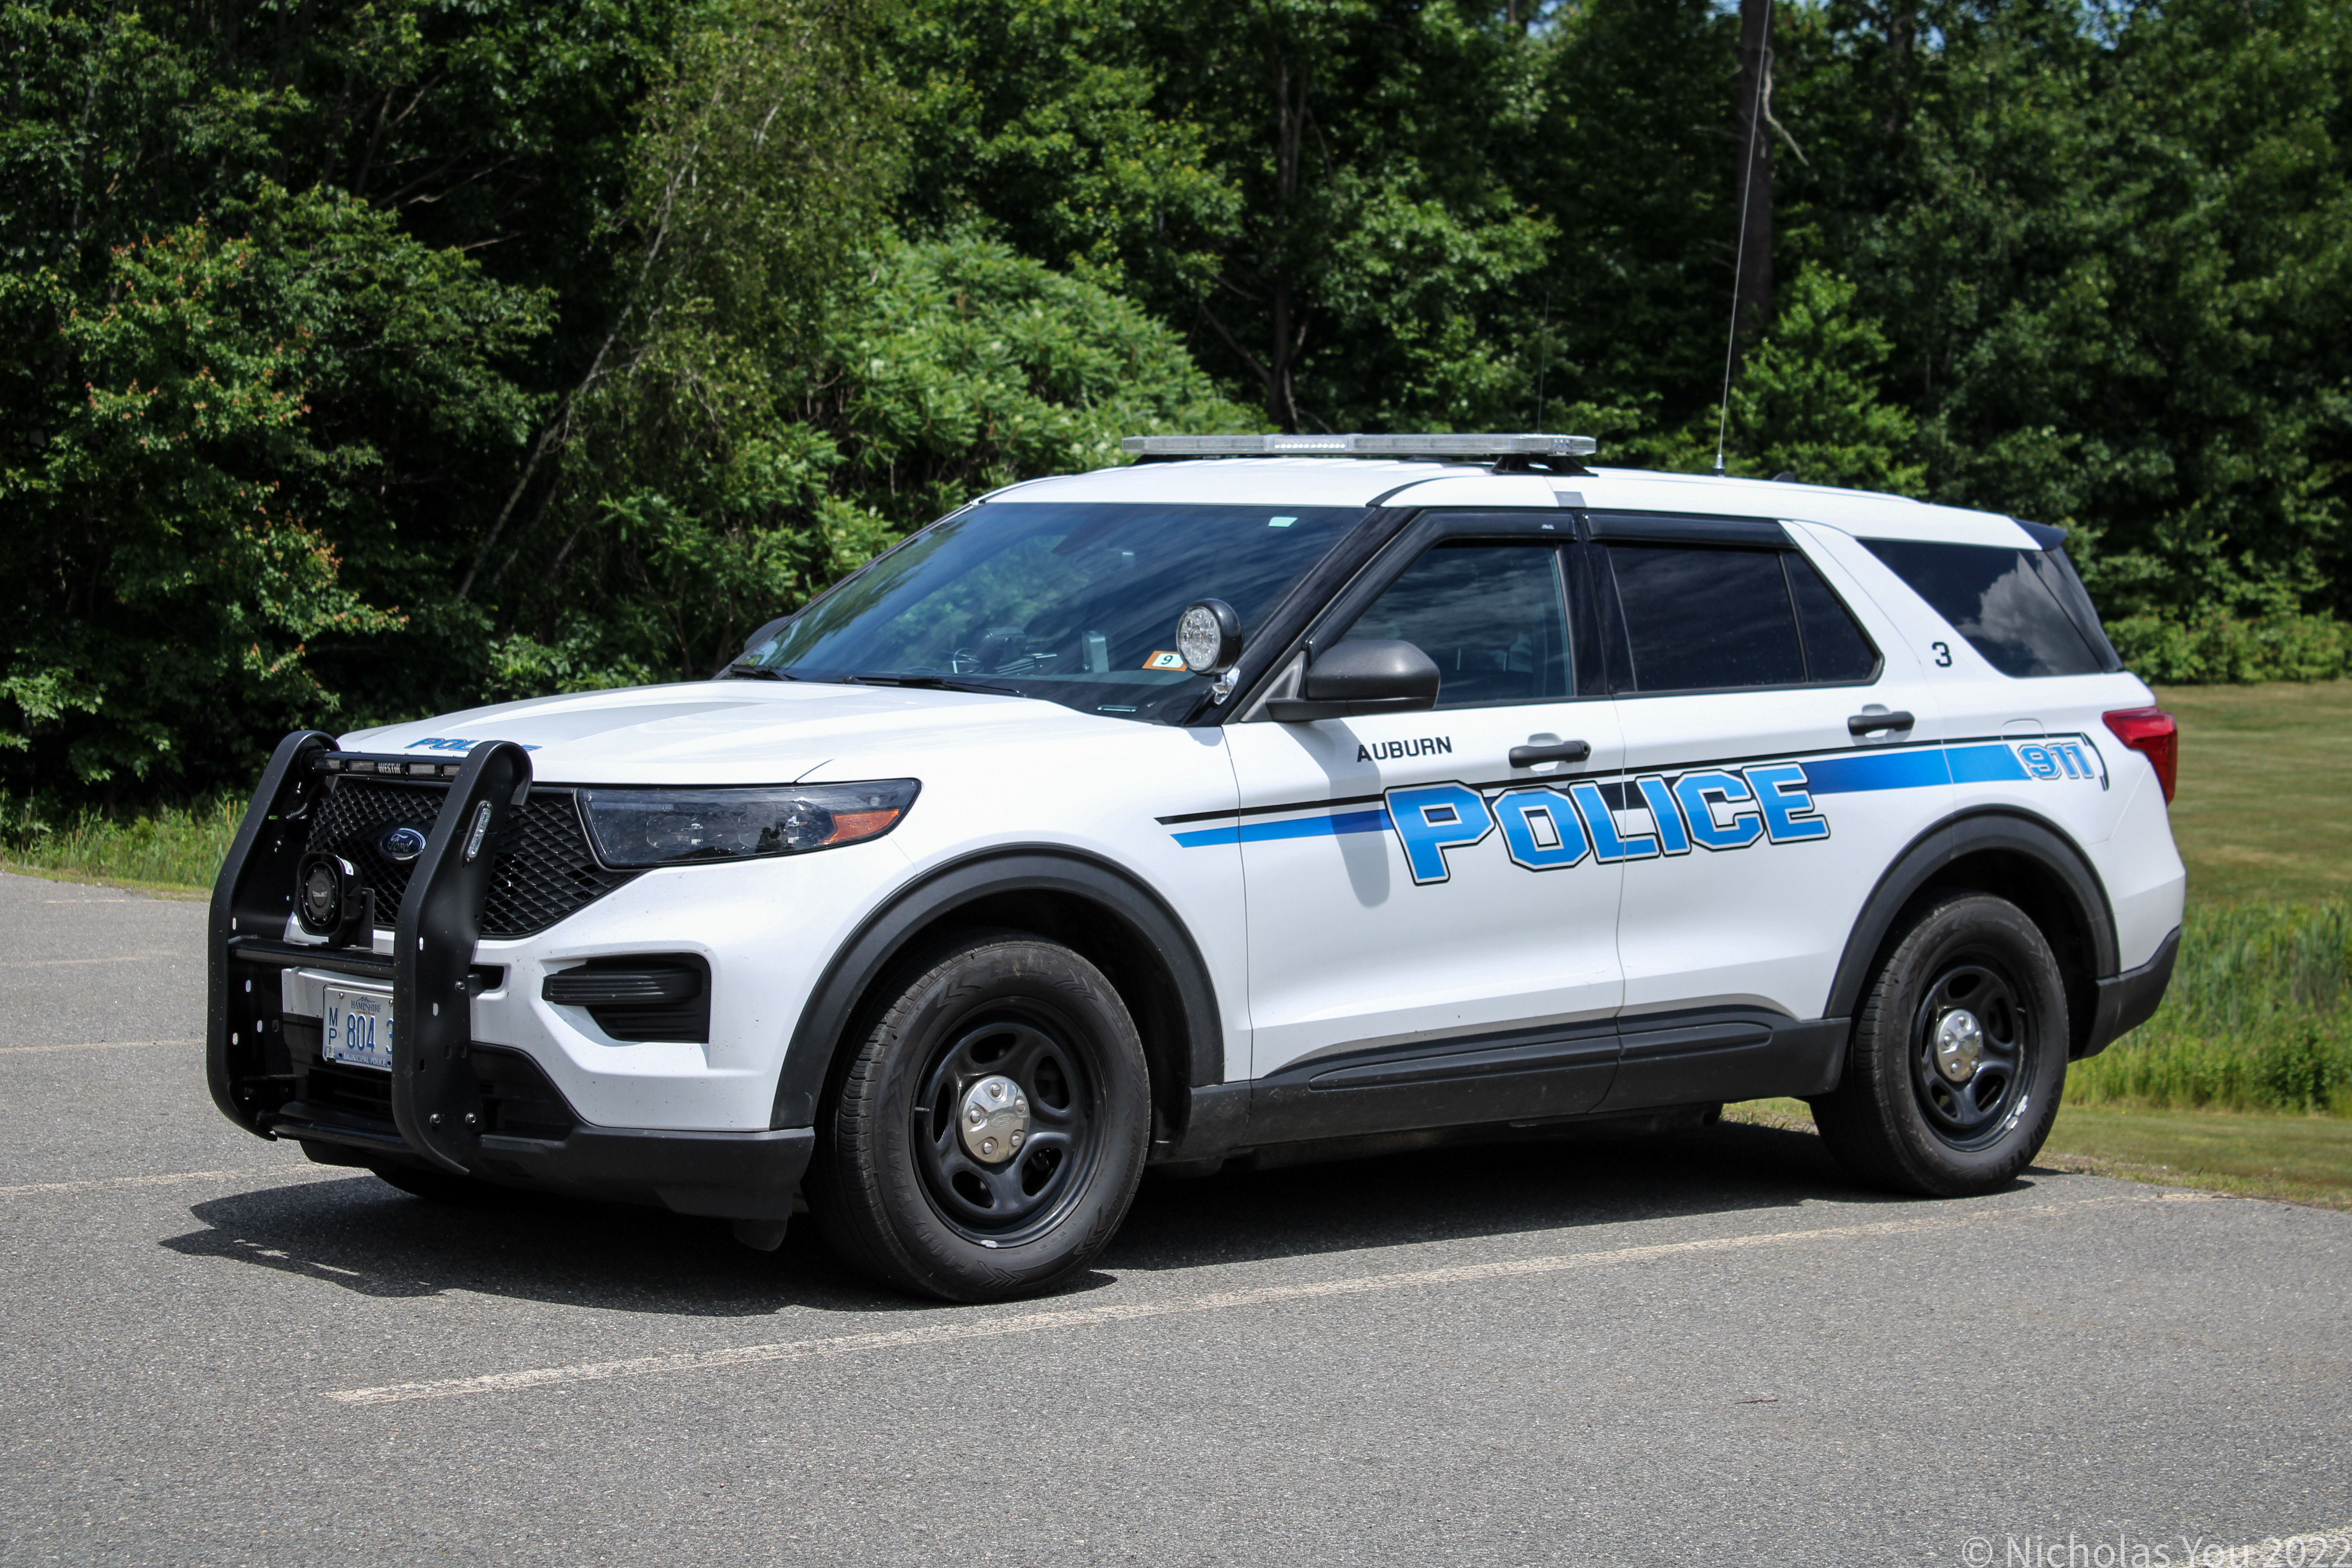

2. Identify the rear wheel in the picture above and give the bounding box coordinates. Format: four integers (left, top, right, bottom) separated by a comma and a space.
1813, 891, 2068, 1196
808, 933, 1151, 1301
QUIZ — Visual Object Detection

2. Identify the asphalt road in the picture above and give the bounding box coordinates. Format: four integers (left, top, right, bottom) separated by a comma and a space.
2, 868, 2347, 1568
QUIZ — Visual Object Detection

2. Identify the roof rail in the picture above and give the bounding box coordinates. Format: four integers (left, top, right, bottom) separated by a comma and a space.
1120, 432, 1598, 460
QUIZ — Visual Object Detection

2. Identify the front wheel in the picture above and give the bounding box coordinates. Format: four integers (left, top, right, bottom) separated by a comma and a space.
1813, 891, 2069, 1196
808, 933, 1151, 1301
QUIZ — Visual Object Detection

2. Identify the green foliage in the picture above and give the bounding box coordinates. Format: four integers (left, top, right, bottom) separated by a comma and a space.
2070, 901, 2352, 1114
2110, 613, 2352, 684
890, 0, 1556, 431
1726, 267, 1924, 491
483, 230, 1259, 689
0, 791, 242, 892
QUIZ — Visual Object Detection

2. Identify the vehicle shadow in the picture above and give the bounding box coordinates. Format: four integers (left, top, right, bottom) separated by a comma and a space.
158, 1120, 2040, 1319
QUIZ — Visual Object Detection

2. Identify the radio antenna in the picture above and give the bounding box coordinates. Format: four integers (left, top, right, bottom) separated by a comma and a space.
1713, 7, 1770, 478
1533, 286, 1553, 433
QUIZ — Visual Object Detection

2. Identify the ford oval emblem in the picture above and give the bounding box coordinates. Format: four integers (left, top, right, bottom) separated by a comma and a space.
379, 826, 429, 863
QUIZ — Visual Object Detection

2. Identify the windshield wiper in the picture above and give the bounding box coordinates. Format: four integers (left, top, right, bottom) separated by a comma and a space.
722, 662, 799, 681
843, 672, 1023, 696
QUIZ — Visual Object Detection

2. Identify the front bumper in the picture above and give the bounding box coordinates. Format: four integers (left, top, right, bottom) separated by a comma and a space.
207, 732, 815, 1220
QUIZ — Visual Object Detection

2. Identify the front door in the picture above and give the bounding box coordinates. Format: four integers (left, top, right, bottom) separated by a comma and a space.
1222, 523, 1626, 1112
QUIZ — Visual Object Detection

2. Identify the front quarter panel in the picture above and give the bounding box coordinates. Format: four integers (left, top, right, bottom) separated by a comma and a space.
802, 716, 1248, 1081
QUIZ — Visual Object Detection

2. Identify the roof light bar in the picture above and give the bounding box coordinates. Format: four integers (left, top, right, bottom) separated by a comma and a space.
1121, 432, 1598, 459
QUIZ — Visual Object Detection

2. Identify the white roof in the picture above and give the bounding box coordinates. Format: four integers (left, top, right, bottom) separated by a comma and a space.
989, 458, 2040, 549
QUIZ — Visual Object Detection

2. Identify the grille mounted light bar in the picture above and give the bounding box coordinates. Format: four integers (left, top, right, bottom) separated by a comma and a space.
1120, 432, 1598, 460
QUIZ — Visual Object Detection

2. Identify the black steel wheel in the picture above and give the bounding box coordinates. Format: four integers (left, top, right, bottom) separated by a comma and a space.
1908, 958, 2030, 1149
1813, 891, 2068, 1196
808, 931, 1149, 1301
911, 1013, 1102, 1243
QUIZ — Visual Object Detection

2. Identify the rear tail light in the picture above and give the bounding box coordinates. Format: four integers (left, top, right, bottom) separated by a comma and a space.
2102, 707, 2178, 803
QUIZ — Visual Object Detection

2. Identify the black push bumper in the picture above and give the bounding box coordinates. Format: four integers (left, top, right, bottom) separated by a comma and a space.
2076, 924, 2181, 1061
207, 731, 813, 1221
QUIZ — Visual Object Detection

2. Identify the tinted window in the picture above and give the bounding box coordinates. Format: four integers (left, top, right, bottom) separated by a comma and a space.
747, 502, 1361, 720
1607, 544, 1804, 691
1339, 543, 1570, 708
1861, 540, 2106, 678
1786, 553, 1881, 682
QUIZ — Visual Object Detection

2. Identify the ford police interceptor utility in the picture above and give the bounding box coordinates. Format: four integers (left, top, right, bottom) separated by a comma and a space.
207, 432, 2185, 1302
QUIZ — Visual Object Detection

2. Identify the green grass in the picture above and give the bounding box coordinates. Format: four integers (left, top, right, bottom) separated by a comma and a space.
2069, 899, 2351, 1114
0, 793, 241, 895
1724, 1096, 2352, 1210
2156, 680, 2352, 906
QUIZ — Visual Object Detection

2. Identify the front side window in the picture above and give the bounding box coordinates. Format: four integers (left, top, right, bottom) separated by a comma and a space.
1335, 542, 1572, 708
744, 502, 1363, 720
1860, 539, 2117, 678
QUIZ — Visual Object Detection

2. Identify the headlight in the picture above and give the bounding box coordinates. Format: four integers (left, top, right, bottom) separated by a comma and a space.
578, 781, 920, 868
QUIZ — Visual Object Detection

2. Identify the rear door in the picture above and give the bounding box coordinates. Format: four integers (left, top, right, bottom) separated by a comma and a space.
1220, 512, 1625, 1117
1588, 513, 1952, 1107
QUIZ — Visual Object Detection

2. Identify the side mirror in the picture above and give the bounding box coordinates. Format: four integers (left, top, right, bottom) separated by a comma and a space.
1264, 640, 1440, 722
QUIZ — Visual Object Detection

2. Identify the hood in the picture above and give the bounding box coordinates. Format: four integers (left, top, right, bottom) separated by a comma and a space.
338, 680, 1124, 785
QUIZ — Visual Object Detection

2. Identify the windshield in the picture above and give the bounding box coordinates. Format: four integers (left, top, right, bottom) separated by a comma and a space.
741, 501, 1365, 720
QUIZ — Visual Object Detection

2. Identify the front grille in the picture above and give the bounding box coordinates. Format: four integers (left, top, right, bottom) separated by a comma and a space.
304, 778, 639, 937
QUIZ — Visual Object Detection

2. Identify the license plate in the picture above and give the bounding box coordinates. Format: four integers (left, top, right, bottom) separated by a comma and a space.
321, 986, 395, 1072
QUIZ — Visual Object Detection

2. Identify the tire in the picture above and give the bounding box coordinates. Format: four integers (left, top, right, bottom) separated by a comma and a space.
369, 1161, 505, 1205
1813, 891, 2069, 1197
807, 932, 1151, 1302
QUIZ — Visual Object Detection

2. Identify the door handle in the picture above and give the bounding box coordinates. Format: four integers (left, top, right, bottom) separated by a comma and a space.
1848, 710, 1916, 736
1508, 739, 1592, 768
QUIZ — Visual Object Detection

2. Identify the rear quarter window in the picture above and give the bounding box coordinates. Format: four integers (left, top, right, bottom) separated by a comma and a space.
1861, 539, 2120, 678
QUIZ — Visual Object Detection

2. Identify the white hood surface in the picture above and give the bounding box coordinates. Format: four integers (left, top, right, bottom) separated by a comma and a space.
339, 680, 1125, 786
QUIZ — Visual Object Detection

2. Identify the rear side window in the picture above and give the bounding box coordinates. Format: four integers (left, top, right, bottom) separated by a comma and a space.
1861, 539, 2119, 678
1604, 544, 1881, 692
1608, 546, 1803, 690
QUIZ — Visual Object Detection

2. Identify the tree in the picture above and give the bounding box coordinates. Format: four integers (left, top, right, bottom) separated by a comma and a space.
1729, 265, 1922, 491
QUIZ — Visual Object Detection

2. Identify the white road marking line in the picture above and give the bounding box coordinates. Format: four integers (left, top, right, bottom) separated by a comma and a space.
0, 1165, 344, 1198
327, 1191, 2196, 1407
0, 953, 178, 967
0, 1038, 195, 1055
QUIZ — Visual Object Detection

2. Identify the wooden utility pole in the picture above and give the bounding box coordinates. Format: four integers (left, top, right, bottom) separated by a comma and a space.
1731, 0, 1775, 359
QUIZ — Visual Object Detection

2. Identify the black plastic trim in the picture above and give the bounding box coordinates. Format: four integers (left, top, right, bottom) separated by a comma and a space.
544, 954, 713, 1044
1599, 1012, 1848, 1112
1160, 1007, 1851, 1160
1584, 511, 1791, 547
1827, 808, 2120, 1046
210, 730, 339, 1138
770, 847, 1225, 1132
297, 1119, 816, 1221
2079, 925, 2180, 1061
390, 740, 535, 1175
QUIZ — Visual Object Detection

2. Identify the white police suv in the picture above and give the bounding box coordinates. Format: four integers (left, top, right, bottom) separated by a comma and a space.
207, 433, 2185, 1301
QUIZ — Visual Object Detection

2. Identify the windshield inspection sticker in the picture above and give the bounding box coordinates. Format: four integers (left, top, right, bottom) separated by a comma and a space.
1142, 651, 1187, 670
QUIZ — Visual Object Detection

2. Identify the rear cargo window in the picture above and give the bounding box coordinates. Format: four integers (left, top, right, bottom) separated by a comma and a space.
1861, 539, 2118, 678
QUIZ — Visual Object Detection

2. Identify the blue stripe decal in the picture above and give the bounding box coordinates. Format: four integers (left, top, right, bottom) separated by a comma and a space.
1947, 743, 2030, 784
1801, 748, 1951, 795
1172, 808, 1392, 848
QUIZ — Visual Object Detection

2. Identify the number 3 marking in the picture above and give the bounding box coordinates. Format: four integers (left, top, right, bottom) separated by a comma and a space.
1932, 641, 1953, 667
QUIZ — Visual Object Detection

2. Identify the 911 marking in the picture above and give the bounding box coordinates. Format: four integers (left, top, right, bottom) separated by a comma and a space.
2018, 740, 2092, 780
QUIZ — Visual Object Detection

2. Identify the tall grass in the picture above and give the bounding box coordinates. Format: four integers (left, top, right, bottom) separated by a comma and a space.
0, 793, 243, 892
2069, 900, 2352, 1114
